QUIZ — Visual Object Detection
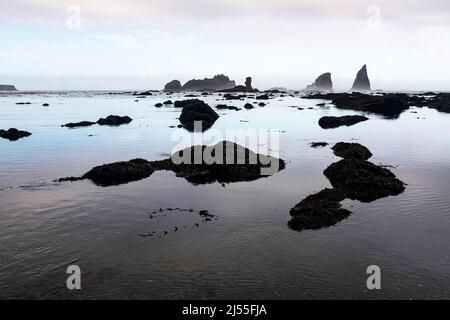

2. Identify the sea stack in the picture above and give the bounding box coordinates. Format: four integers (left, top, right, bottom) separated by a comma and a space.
245, 77, 253, 90
164, 80, 183, 92
0, 85, 17, 91
305, 73, 333, 91
351, 65, 371, 91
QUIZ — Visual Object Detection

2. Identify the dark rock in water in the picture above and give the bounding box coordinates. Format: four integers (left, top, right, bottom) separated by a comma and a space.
155, 103, 163, 108
134, 90, 155, 96
163, 100, 173, 105
15, 102, 31, 105
302, 92, 410, 118
177, 99, 219, 132
97, 115, 132, 126
62, 121, 96, 128
59, 141, 285, 187
324, 159, 405, 202
256, 94, 270, 100
319, 115, 368, 129
351, 65, 371, 91
163, 80, 182, 92
42, 103, 50, 107
0, 128, 32, 141
305, 72, 333, 91
332, 142, 372, 160
83, 158, 155, 187
223, 94, 245, 100
244, 103, 254, 109
258, 102, 266, 107
310, 142, 329, 148
288, 189, 351, 231
216, 104, 241, 111
0, 85, 17, 91
182, 74, 236, 91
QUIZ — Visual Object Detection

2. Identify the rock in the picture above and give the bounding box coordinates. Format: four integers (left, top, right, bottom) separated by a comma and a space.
15, 102, 31, 105
324, 159, 405, 202
256, 94, 270, 100
305, 72, 333, 91
318, 115, 368, 129
244, 103, 254, 109
332, 142, 372, 160
0, 128, 32, 141
155, 103, 163, 108
62, 121, 96, 128
351, 65, 371, 91
303, 92, 410, 118
163, 80, 182, 92
42, 103, 50, 107
215, 104, 241, 111
58, 141, 286, 187
83, 159, 155, 187
97, 115, 132, 126
310, 142, 329, 148
258, 102, 266, 107
219, 76, 258, 93
182, 74, 236, 91
163, 100, 173, 105
288, 189, 351, 231
134, 90, 157, 96
177, 99, 219, 132
0, 85, 17, 91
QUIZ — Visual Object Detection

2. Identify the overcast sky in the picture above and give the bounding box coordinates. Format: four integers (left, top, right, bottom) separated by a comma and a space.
0, 0, 449, 91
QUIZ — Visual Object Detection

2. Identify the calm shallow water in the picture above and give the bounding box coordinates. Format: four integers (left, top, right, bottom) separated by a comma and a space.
1, 91, 450, 299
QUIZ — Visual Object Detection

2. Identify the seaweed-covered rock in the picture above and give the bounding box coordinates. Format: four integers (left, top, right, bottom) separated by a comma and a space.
0, 128, 32, 141
288, 189, 350, 231
58, 141, 285, 187
83, 159, 155, 187
97, 115, 132, 126
324, 159, 405, 202
319, 115, 368, 129
303, 92, 409, 118
62, 121, 96, 128
332, 142, 372, 160
178, 99, 219, 132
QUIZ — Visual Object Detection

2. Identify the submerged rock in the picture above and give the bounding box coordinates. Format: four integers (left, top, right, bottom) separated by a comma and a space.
97, 115, 132, 126
305, 72, 333, 91
0, 128, 32, 141
351, 65, 371, 91
332, 142, 372, 160
58, 141, 285, 187
62, 121, 96, 128
215, 104, 241, 111
288, 189, 350, 231
178, 99, 219, 132
324, 159, 405, 202
318, 115, 368, 129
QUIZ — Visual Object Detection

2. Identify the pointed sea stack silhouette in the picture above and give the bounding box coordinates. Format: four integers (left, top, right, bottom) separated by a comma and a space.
351, 65, 371, 91
305, 73, 333, 91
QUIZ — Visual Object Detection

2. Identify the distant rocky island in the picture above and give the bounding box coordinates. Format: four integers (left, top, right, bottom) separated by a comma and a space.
0, 84, 17, 91
305, 73, 333, 91
164, 74, 236, 91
